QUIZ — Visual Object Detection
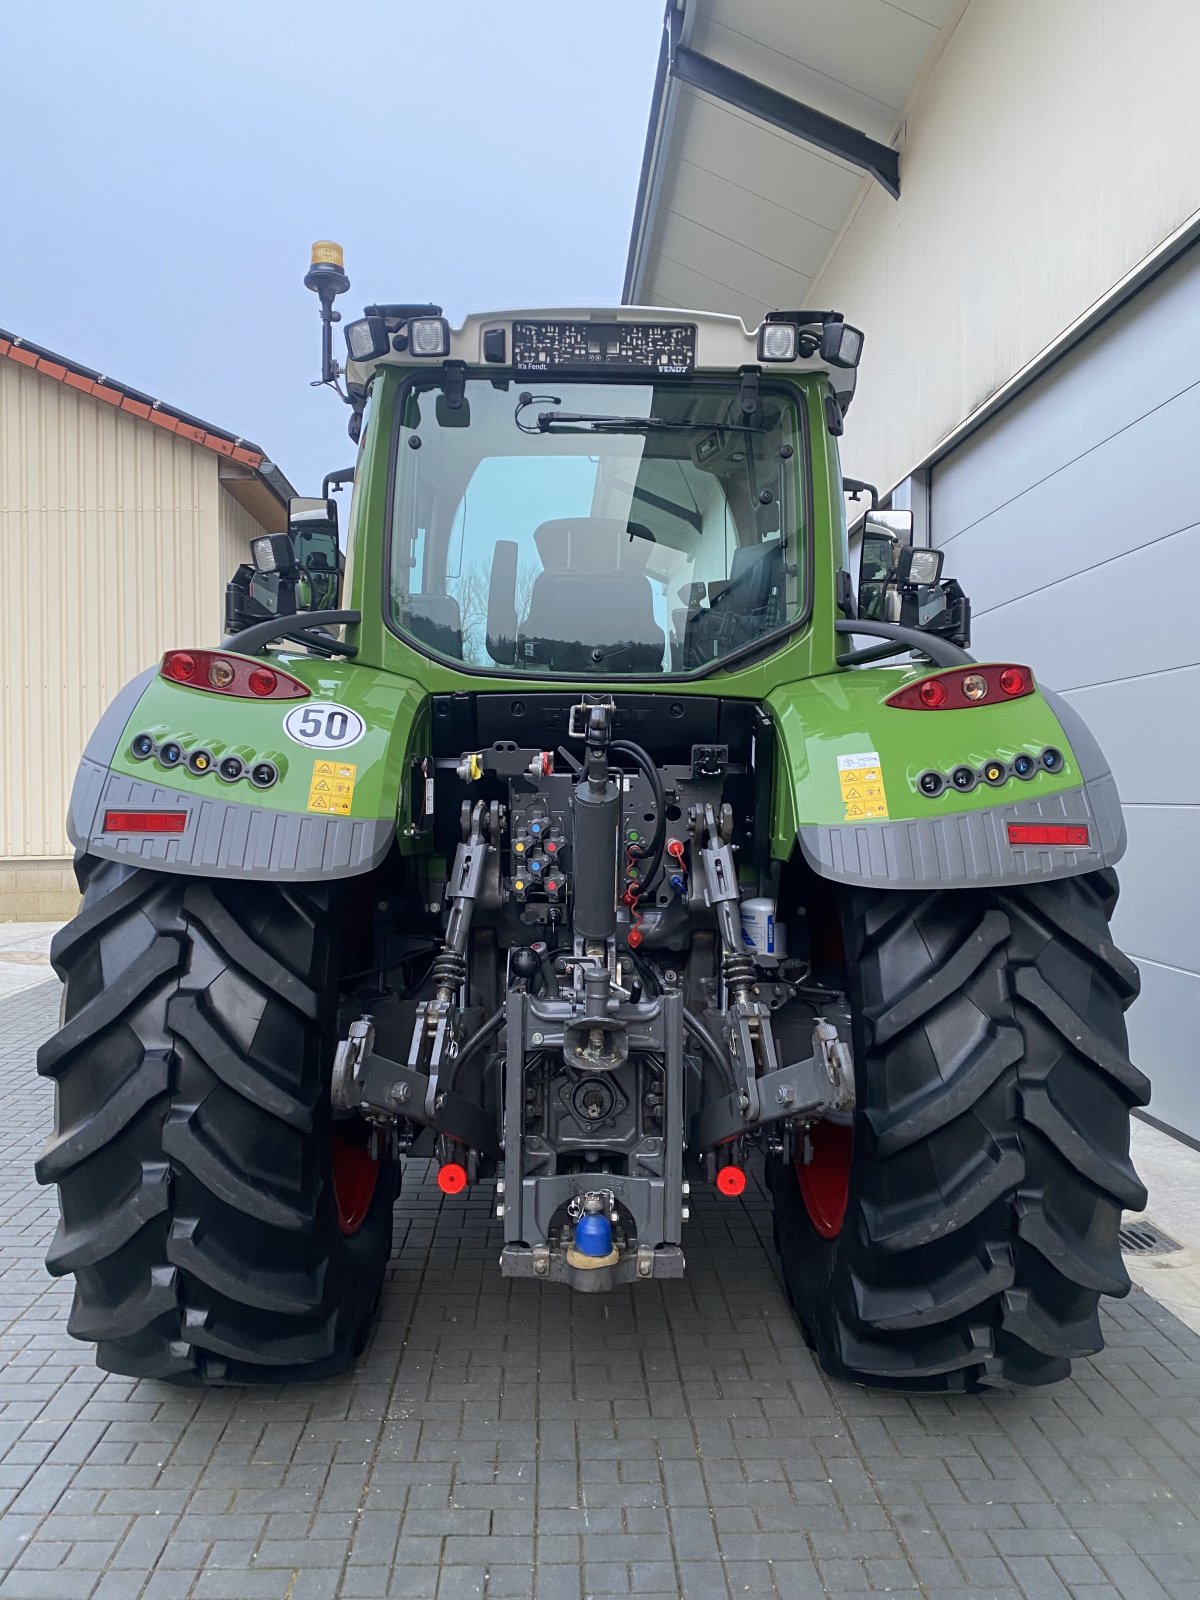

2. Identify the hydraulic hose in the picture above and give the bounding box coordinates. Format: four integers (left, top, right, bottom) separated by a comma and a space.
682, 1009, 737, 1091
452, 1007, 505, 1074
610, 739, 667, 897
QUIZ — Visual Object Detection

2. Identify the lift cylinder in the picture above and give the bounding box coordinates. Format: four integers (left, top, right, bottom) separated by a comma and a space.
571, 775, 620, 940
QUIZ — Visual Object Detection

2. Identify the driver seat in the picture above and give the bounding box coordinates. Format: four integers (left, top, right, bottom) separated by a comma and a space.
516, 518, 665, 672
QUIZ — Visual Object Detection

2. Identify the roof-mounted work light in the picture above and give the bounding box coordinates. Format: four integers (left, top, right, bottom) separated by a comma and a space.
344, 315, 389, 363
820, 320, 865, 369
408, 316, 451, 357
757, 322, 798, 362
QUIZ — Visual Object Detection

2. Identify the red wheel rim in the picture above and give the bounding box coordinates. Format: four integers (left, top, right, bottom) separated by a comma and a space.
333, 1133, 380, 1236
796, 1121, 852, 1239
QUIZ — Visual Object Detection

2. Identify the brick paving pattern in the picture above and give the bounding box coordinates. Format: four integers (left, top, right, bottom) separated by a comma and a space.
1, 977, 1199, 1599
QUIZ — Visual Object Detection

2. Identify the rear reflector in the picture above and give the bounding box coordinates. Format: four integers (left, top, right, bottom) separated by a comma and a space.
103, 810, 187, 834
716, 1165, 747, 1197
436, 1162, 468, 1195
1007, 823, 1089, 847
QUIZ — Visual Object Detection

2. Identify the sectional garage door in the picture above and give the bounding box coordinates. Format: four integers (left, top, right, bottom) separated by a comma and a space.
929, 242, 1200, 1141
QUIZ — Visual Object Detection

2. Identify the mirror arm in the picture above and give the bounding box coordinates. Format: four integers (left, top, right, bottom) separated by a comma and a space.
834, 618, 975, 668
322, 467, 355, 500
836, 639, 911, 666
842, 476, 879, 509
220, 609, 362, 655
278, 631, 357, 659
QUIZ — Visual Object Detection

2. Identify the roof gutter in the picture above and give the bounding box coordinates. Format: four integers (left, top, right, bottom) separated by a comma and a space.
622, 5, 677, 304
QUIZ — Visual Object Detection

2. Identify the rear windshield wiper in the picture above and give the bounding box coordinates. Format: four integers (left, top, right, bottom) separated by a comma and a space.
531, 410, 757, 435
513, 391, 763, 437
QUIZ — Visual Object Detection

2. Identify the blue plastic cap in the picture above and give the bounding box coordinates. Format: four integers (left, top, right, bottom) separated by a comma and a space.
574, 1210, 613, 1258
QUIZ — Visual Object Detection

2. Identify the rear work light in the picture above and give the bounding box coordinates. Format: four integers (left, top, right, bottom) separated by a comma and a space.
160, 649, 309, 700
1007, 823, 1090, 847
103, 810, 187, 834
886, 664, 1034, 710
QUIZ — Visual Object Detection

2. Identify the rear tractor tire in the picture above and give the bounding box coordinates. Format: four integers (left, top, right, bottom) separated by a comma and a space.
768, 870, 1149, 1391
36, 856, 399, 1384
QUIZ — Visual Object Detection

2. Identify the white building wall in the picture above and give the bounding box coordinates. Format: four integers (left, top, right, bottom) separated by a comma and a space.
810, 0, 1200, 493
0, 359, 257, 910
217, 483, 265, 608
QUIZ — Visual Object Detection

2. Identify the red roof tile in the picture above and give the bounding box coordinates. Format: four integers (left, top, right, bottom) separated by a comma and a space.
0, 328, 274, 473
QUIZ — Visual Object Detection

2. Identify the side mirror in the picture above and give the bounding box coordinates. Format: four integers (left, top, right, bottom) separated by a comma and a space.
288, 497, 342, 610
856, 510, 915, 621
863, 509, 913, 545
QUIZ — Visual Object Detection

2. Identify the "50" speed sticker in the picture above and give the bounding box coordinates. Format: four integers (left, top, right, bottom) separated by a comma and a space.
283, 702, 365, 750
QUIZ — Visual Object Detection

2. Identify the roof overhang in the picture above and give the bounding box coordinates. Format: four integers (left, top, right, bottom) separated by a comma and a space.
217, 461, 295, 530
624, 0, 965, 326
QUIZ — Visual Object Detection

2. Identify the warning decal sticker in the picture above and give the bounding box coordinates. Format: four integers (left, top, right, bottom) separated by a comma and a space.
837, 751, 889, 821
308, 759, 357, 815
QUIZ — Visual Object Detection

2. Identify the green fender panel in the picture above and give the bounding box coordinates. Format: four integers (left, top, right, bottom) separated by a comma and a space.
767, 668, 1127, 888
67, 655, 429, 880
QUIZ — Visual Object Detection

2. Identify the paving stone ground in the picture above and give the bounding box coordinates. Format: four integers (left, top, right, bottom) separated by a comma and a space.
2, 977, 1200, 1600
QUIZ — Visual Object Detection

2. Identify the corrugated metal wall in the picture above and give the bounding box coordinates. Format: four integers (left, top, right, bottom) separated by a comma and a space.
218, 483, 264, 596
0, 359, 225, 859
929, 243, 1200, 1139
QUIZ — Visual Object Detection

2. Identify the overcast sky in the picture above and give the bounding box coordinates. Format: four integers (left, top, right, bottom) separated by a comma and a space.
1, 1, 663, 492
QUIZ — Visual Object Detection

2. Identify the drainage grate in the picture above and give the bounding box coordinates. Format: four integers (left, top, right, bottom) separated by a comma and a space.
1120, 1219, 1183, 1256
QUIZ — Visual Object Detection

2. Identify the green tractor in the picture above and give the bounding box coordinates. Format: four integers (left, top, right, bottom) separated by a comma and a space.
37, 243, 1148, 1390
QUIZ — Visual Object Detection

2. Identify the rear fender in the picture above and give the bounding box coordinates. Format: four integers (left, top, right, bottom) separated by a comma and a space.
766, 667, 1126, 889
67, 654, 427, 880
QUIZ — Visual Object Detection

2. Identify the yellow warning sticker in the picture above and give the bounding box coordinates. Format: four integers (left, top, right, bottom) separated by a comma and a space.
837, 750, 888, 821
308, 759, 357, 816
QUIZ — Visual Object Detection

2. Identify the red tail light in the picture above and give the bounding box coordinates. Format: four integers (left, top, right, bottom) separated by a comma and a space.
103, 810, 187, 834
716, 1165, 747, 1197
887, 664, 1035, 710
1007, 824, 1089, 847
160, 649, 309, 700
